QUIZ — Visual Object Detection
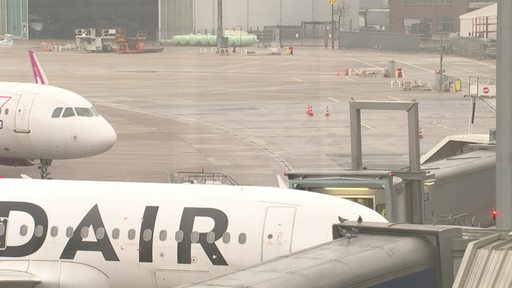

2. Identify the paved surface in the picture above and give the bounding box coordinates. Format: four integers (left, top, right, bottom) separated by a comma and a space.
0, 41, 496, 186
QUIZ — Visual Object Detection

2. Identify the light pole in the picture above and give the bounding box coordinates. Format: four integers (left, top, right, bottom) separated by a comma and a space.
216, 0, 224, 50
331, 3, 334, 49
439, 31, 444, 91
280, 0, 282, 47
328, 0, 337, 49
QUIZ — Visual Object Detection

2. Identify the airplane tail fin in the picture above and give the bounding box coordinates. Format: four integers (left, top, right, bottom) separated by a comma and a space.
28, 50, 48, 85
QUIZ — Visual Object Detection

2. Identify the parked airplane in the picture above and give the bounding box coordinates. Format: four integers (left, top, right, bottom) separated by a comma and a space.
0, 50, 116, 178
0, 178, 387, 288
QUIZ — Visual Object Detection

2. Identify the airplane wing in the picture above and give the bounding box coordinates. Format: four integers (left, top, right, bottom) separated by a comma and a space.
0, 270, 41, 288
178, 223, 436, 288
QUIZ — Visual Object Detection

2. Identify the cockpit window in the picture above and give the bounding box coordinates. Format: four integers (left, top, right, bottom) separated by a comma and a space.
52, 107, 63, 118
62, 107, 76, 118
75, 107, 94, 117
91, 106, 100, 116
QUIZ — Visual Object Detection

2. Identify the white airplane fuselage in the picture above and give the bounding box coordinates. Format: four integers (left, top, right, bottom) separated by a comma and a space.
0, 82, 116, 166
0, 179, 387, 288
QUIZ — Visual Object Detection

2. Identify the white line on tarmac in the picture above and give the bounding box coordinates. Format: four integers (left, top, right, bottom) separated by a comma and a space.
351, 58, 380, 68
433, 122, 449, 129
362, 122, 374, 130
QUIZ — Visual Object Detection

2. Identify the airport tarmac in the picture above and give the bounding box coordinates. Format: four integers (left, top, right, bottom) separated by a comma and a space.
0, 41, 497, 186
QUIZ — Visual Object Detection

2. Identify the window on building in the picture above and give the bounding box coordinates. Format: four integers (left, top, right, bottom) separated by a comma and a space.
438, 17, 454, 32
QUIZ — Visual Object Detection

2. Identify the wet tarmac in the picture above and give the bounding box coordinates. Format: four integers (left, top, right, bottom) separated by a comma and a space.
0, 40, 496, 186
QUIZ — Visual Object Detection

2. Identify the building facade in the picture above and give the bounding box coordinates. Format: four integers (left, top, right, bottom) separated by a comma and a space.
389, 0, 473, 35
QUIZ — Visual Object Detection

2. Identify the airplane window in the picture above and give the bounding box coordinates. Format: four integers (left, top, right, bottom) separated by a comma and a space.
35, 225, 44, 237
62, 107, 76, 118
222, 232, 230, 244
66, 227, 73, 238
50, 226, 58, 237
143, 229, 152, 241
20, 225, 28, 236
96, 227, 105, 240
80, 227, 89, 238
75, 107, 94, 117
191, 231, 199, 243
91, 106, 100, 116
238, 233, 247, 244
128, 229, 136, 240
112, 228, 120, 239
51, 107, 63, 118
159, 230, 167, 241
0, 223, 4, 236
206, 231, 215, 244
175, 230, 184, 243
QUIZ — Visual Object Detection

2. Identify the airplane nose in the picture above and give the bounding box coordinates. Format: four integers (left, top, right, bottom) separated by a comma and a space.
90, 118, 117, 154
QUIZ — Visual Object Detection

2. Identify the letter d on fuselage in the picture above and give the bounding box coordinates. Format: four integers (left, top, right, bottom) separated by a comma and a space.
0, 201, 47, 257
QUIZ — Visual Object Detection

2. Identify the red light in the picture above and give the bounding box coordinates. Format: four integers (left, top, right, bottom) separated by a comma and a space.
492, 209, 498, 220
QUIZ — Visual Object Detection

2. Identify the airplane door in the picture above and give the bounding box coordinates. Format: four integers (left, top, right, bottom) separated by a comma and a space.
14, 94, 36, 133
261, 206, 296, 261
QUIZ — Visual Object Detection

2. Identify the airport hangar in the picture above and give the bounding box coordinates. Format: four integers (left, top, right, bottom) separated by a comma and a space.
0, 0, 190, 40
0, 0, 358, 41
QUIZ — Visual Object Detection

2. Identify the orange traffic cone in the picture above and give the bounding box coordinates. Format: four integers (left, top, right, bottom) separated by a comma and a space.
307, 105, 314, 116
336, 69, 341, 76
306, 104, 311, 114
419, 128, 424, 139
325, 106, 331, 117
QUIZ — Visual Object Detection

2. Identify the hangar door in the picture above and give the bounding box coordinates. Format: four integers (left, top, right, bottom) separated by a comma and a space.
1, 0, 28, 38
158, 0, 193, 41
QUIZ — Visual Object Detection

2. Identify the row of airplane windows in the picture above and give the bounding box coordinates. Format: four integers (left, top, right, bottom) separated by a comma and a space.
1, 224, 248, 245
51, 107, 100, 118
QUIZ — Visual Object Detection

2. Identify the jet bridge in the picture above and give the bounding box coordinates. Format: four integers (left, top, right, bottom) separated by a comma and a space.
286, 170, 404, 221
177, 222, 468, 288
178, 222, 512, 288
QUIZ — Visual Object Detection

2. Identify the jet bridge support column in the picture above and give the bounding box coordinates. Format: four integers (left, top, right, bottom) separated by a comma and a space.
496, 0, 512, 229
349, 100, 424, 224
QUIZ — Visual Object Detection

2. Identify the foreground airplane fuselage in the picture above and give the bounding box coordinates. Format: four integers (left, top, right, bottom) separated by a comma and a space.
0, 82, 116, 164
0, 178, 386, 288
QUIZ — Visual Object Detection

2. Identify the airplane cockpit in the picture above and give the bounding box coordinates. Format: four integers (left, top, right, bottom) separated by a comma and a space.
51, 106, 100, 118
